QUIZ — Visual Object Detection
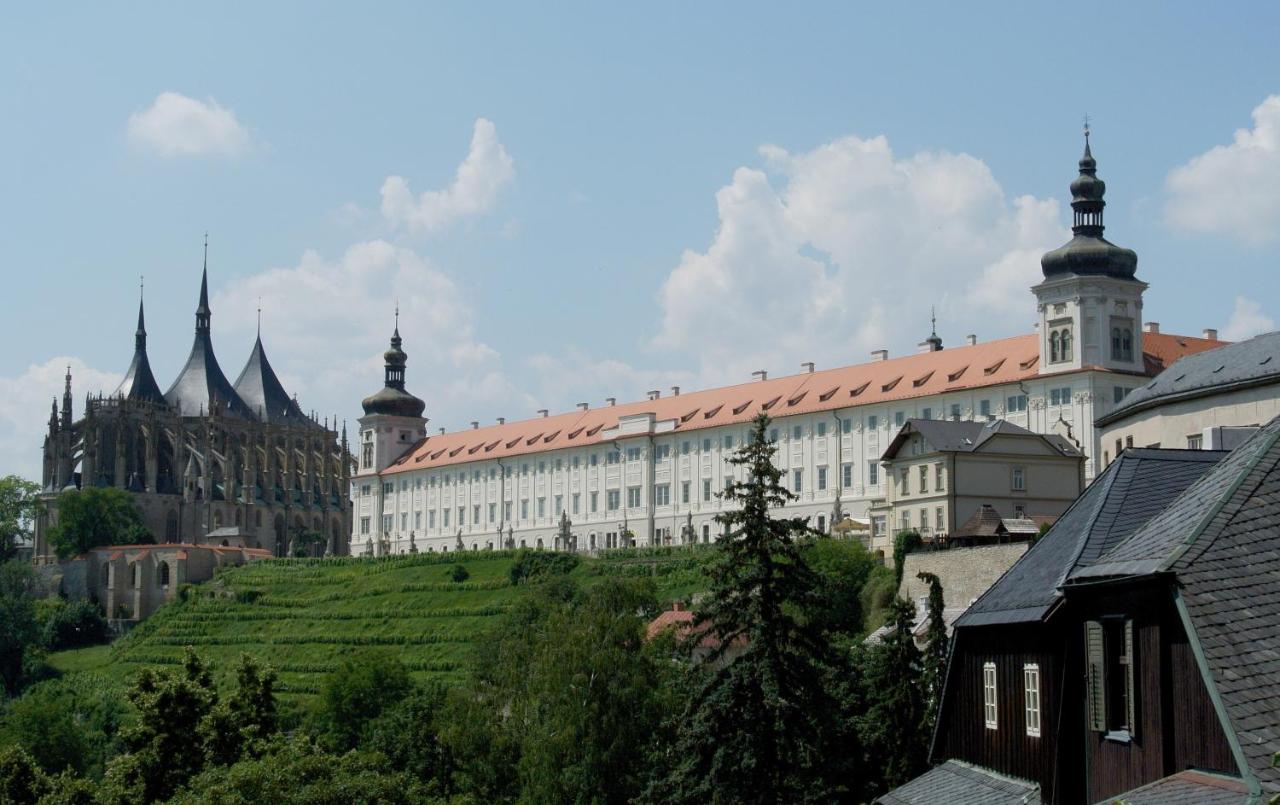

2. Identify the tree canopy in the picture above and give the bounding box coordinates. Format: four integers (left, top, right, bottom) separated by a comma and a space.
47, 488, 151, 559
0, 476, 40, 562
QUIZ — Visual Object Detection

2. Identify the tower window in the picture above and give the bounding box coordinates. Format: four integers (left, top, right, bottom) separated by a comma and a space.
1111, 322, 1134, 362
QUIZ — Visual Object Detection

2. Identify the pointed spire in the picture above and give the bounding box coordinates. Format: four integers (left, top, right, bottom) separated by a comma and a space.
61, 367, 73, 428
135, 277, 148, 351
196, 234, 211, 333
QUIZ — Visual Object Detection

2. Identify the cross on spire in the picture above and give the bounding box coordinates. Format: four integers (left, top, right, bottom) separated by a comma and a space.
1083, 112, 1091, 140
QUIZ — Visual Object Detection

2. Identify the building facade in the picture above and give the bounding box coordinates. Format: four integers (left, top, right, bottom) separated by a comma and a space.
85, 543, 270, 622
1096, 329, 1280, 459
352, 141, 1223, 557
34, 255, 352, 560
868, 419, 1084, 554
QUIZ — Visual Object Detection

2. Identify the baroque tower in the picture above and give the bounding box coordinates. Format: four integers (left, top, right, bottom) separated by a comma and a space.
1034, 130, 1146, 375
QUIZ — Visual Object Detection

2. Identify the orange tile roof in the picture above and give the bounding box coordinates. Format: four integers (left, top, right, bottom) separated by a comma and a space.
384, 331, 1224, 475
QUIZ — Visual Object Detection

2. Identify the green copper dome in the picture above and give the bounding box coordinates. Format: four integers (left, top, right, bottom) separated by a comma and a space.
1041, 137, 1138, 280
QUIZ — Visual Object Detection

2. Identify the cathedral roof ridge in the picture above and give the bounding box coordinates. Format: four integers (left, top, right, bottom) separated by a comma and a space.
164, 264, 254, 419
233, 332, 313, 426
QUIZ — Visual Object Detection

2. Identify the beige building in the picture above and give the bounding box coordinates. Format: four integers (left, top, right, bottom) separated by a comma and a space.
868, 419, 1084, 555
83, 543, 269, 622
1097, 330, 1280, 462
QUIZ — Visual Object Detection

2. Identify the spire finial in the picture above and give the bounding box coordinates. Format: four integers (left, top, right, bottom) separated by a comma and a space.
394, 300, 400, 335
257, 296, 262, 337
930, 305, 937, 337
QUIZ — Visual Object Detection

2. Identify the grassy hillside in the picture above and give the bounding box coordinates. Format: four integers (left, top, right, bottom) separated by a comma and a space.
67, 548, 716, 702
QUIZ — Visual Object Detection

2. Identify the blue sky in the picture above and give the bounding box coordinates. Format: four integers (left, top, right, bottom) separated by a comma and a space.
3, 2, 1280, 478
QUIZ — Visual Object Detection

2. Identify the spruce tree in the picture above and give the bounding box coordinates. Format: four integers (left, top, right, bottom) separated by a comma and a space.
859, 598, 928, 793
646, 413, 861, 804
916, 571, 948, 736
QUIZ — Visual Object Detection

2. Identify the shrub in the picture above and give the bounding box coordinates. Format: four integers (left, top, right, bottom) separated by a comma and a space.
312, 650, 414, 751
448, 564, 470, 583
892, 530, 923, 587
508, 549, 580, 586
41, 599, 110, 651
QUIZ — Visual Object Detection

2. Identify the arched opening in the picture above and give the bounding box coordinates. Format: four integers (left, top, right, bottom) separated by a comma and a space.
1061, 329, 1073, 361
817, 515, 826, 534
1049, 331, 1061, 363
158, 561, 171, 588
702, 524, 710, 543
220, 539, 229, 547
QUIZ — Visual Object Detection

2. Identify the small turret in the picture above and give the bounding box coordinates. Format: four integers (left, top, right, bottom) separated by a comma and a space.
1040, 129, 1138, 280
361, 310, 427, 418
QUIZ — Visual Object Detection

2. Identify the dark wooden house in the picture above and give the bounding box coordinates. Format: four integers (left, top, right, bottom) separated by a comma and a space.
884, 418, 1280, 803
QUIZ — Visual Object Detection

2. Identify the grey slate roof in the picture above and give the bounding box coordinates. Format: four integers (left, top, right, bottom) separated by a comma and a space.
955, 448, 1225, 627
164, 270, 254, 419
233, 336, 311, 426
1070, 416, 1280, 790
1111, 770, 1250, 804
1097, 330, 1280, 427
878, 760, 1040, 805
113, 297, 165, 404
882, 418, 1082, 461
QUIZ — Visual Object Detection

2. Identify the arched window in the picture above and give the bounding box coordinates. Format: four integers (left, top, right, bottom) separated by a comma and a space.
158, 562, 171, 588
1061, 329, 1073, 361
702, 524, 711, 543
536, 539, 544, 550
1049, 331, 1061, 363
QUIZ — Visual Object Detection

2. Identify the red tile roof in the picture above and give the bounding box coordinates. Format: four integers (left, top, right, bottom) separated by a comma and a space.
384, 331, 1224, 475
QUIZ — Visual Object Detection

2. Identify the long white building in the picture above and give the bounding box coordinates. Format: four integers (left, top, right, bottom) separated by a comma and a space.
350, 140, 1223, 556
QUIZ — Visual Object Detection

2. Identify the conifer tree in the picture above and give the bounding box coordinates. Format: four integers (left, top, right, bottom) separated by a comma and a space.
916, 571, 948, 735
859, 598, 928, 793
646, 413, 862, 803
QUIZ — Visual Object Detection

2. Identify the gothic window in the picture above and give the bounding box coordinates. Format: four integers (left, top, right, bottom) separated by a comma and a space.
158, 561, 171, 588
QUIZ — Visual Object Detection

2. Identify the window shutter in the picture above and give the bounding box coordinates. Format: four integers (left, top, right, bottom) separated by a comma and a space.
1124, 619, 1136, 735
1086, 620, 1106, 732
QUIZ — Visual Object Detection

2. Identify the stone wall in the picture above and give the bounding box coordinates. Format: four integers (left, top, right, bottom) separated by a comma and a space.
898, 542, 1029, 612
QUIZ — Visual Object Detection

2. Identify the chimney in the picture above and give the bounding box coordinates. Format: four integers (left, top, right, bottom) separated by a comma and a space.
1203, 328, 1218, 340
497, 417, 505, 425
871, 349, 888, 362
647, 390, 660, 401
606, 397, 616, 407
966, 334, 977, 346
538, 409, 549, 418
576, 402, 589, 411
1144, 321, 1160, 334
752, 370, 768, 382
671, 386, 680, 396
470, 421, 479, 429
801, 362, 815, 373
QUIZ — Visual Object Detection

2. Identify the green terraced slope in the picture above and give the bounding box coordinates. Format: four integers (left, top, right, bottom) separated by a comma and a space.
89, 547, 715, 701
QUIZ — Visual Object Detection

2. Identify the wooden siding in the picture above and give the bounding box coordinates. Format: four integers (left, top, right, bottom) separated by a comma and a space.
937, 624, 1063, 801
1166, 633, 1236, 775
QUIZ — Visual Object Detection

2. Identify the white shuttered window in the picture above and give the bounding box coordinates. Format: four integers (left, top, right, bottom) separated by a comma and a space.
983, 662, 998, 730
1024, 664, 1041, 737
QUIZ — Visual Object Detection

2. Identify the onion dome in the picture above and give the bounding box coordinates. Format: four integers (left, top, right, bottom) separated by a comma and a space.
164, 254, 255, 418
234, 326, 312, 425
1040, 133, 1138, 280
362, 317, 426, 418
113, 292, 166, 403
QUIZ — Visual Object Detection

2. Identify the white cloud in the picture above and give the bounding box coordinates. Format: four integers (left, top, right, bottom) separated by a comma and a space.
1165, 95, 1280, 244
1221, 296, 1275, 342
212, 240, 531, 432
127, 92, 251, 158
653, 134, 1066, 385
0, 358, 121, 481
380, 118, 515, 234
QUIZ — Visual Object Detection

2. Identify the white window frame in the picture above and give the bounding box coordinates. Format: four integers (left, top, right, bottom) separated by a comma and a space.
983, 661, 998, 730
1024, 663, 1041, 737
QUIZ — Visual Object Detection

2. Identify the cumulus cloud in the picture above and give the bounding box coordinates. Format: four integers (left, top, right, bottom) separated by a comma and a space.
127, 92, 252, 158
1221, 296, 1275, 342
211, 240, 531, 432
0, 358, 121, 480
653, 134, 1066, 385
380, 118, 515, 234
1165, 95, 1280, 244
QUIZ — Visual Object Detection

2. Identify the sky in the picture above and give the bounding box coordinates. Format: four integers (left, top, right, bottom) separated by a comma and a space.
3, 2, 1280, 479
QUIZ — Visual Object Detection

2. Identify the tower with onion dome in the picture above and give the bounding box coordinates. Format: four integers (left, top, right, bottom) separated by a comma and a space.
1034, 128, 1147, 375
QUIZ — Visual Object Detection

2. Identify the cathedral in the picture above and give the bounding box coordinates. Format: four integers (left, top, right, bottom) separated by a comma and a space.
33, 252, 352, 559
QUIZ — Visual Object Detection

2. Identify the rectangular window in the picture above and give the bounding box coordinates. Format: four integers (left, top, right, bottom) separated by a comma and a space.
553, 495, 562, 515
655, 444, 670, 461
607, 490, 620, 512
538, 461, 546, 474
935, 464, 945, 491
895, 411, 905, 427
723, 435, 734, 450
1114, 386, 1130, 404
503, 502, 512, 522
979, 399, 992, 419
792, 470, 803, 493
443, 508, 451, 527
792, 425, 803, 440
606, 451, 619, 465
654, 484, 670, 506
1024, 664, 1041, 737
360, 517, 370, 535
626, 447, 642, 462
817, 467, 827, 491
382, 514, 393, 532
1007, 394, 1028, 413
842, 463, 853, 488
429, 511, 436, 529
473, 505, 480, 525
681, 481, 690, 504
627, 487, 641, 508
488, 503, 496, 523
867, 415, 878, 431
817, 421, 827, 437
1012, 466, 1026, 492
1086, 619, 1136, 736
900, 468, 910, 495
457, 506, 465, 526
554, 459, 562, 472
520, 501, 528, 520
521, 463, 529, 475
537, 498, 546, 518
1050, 387, 1072, 407
572, 493, 580, 515
1187, 434, 1203, 450
922, 407, 933, 420
901, 510, 911, 530
983, 662, 998, 730
868, 463, 878, 486
590, 453, 599, 467
590, 492, 598, 513
841, 418, 852, 435
572, 457, 580, 469
770, 427, 780, 443
919, 465, 928, 493
950, 404, 961, 420
414, 512, 421, 529
702, 479, 712, 502
703, 438, 712, 452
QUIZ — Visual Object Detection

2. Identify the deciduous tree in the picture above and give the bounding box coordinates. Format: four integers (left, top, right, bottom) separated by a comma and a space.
0, 476, 40, 562
47, 487, 151, 559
